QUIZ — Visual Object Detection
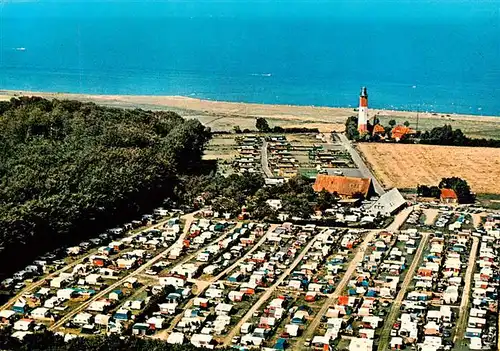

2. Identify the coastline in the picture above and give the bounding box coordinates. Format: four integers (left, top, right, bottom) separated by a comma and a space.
1, 90, 500, 136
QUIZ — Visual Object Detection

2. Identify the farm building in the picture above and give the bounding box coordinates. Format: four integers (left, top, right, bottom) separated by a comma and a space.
312, 175, 373, 199
369, 188, 406, 216
440, 188, 458, 204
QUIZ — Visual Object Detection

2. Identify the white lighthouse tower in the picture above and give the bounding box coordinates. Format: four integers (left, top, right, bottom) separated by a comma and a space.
358, 87, 368, 133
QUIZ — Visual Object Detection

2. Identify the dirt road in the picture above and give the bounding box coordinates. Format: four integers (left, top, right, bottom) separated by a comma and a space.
387, 206, 415, 232
454, 236, 479, 342
222, 234, 318, 346
260, 140, 273, 178
302, 230, 377, 341
0, 213, 188, 312
423, 208, 439, 226
377, 232, 429, 351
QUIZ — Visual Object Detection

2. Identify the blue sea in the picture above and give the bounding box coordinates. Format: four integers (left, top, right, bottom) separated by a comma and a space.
0, 0, 499, 115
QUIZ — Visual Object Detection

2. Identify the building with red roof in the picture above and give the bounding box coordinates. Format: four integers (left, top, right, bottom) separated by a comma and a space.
312, 175, 373, 199
440, 188, 458, 204
391, 125, 416, 141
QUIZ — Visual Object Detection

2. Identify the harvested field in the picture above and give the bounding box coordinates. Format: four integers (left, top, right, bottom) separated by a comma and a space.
357, 143, 500, 194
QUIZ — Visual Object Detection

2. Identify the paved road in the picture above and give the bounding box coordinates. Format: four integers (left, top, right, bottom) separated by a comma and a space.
49, 212, 198, 331
260, 140, 274, 178
302, 230, 377, 341
455, 236, 479, 342
377, 232, 430, 351
335, 133, 385, 196
223, 234, 318, 346
0, 213, 185, 312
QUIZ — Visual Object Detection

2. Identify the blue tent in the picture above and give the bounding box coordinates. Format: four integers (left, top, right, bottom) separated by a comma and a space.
274, 338, 287, 350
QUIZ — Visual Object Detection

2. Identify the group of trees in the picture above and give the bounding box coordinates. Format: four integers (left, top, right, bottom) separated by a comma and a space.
0, 97, 211, 276
345, 116, 360, 140
420, 124, 500, 147
175, 173, 339, 220
252, 117, 319, 134
417, 177, 475, 204
0, 331, 228, 351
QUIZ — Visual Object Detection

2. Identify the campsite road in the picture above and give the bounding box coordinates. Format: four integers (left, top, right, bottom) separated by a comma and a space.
302, 229, 377, 342
454, 236, 479, 342
222, 233, 318, 346
49, 212, 198, 331
377, 232, 430, 351
261, 140, 274, 178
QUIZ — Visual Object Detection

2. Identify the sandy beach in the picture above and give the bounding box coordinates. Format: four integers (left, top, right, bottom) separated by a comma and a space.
1, 90, 499, 137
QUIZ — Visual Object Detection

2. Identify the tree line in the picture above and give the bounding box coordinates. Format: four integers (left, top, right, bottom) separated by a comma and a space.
0, 97, 211, 277
345, 116, 500, 148
420, 124, 500, 147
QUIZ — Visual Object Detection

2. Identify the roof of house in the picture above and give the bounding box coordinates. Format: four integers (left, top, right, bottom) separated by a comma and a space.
373, 124, 385, 134
312, 175, 372, 197
440, 188, 458, 199
369, 188, 406, 215
391, 125, 415, 139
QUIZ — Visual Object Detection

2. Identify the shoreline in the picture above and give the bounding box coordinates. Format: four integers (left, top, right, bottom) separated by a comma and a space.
1, 90, 499, 123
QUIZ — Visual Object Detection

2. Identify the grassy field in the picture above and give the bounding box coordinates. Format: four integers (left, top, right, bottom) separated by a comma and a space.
476, 193, 500, 210
357, 143, 500, 194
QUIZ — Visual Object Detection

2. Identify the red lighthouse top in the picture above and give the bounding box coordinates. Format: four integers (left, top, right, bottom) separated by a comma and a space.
359, 87, 368, 107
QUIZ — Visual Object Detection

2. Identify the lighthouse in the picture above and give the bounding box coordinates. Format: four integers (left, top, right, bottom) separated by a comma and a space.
358, 87, 368, 133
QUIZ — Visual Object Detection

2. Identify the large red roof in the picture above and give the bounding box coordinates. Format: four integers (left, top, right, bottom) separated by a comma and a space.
440, 188, 458, 199
313, 175, 372, 197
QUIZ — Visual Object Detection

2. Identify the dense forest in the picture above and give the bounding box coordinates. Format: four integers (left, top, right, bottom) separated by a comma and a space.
0, 97, 211, 276
0, 331, 230, 351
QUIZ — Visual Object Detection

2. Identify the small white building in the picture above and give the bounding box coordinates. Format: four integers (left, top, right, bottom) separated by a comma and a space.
167, 332, 185, 345
13, 319, 34, 331
73, 312, 93, 325
30, 307, 50, 319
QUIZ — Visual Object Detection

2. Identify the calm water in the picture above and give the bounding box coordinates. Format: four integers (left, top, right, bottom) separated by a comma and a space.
0, 0, 499, 115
